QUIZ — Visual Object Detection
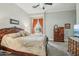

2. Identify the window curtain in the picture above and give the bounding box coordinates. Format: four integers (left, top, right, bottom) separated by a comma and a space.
32, 19, 37, 33
39, 18, 43, 33
32, 18, 43, 33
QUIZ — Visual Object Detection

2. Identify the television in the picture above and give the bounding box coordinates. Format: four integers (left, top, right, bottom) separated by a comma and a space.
74, 24, 79, 37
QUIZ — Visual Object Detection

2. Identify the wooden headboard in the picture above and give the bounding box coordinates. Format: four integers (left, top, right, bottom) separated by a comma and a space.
0, 27, 23, 44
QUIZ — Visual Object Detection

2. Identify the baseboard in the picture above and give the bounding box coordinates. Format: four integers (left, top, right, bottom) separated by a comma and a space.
48, 38, 54, 40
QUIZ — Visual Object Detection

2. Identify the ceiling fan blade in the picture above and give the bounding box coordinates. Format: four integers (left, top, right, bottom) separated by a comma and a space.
32, 4, 39, 8
44, 3, 53, 5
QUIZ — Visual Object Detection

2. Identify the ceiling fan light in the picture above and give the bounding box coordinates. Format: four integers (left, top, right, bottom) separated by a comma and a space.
39, 3, 44, 8
43, 6, 45, 10
45, 3, 53, 5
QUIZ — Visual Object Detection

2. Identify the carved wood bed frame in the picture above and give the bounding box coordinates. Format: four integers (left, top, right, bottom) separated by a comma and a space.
0, 27, 47, 56
0, 27, 23, 44
0, 46, 37, 56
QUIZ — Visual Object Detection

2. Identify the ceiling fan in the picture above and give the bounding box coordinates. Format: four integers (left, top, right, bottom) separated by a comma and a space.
32, 3, 53, 10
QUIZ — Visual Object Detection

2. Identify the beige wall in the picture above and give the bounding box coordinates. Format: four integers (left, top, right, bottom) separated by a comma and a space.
0, 3, 31, 32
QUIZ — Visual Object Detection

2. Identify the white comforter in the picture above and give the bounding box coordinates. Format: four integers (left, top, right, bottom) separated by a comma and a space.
1, 33, 46, 56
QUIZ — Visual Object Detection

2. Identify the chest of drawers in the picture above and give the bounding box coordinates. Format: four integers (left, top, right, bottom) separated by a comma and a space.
68, 37, 79, 56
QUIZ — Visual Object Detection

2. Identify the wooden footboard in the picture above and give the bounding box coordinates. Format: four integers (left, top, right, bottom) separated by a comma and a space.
0, 27, 23, 44
0, 46, 38, 56
0, 43, 47, 56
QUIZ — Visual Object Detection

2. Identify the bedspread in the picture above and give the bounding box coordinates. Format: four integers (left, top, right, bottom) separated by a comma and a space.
1, 33, 46, 56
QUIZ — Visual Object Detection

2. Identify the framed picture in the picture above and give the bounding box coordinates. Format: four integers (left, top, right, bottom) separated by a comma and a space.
10, 19, 19, 25
65, 23, 71, 29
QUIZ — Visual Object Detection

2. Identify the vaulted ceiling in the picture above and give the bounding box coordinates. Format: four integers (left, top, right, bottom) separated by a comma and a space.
16, 3, 76, 14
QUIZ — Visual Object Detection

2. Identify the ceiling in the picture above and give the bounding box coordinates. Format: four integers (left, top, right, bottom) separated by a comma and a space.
16, 3, 76, 14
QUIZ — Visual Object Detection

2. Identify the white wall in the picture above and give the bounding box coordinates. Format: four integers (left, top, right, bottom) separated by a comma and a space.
0, 4, 31, 32
46, 10, 76, 40
76, 4, 79, 24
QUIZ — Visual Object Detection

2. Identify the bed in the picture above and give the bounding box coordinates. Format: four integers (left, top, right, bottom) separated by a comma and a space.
0, 27, 48, 56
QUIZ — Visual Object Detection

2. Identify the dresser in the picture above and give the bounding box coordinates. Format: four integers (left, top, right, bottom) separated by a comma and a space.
54, 26, 64, 42
68, 37, 79, 56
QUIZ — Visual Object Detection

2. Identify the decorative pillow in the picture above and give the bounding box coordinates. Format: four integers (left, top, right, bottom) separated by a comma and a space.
19, 31, 30, 37
7, 33, 21, 38
24, 31, 30, 36
19, 31, 25, 37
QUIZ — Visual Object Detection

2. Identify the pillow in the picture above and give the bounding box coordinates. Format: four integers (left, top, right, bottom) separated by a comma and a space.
19, 31, 30, 37
19, 31, 25, 37
32, 32, 43, 36
6, 33, 21, 38
25, 31, 30, 36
